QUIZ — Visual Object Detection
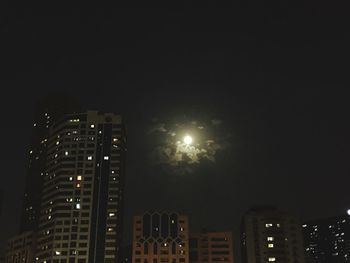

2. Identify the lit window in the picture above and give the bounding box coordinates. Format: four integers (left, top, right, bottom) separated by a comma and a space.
268, 257, 276, 262
268, 244, 274, 248
109, 213, 115, 217
76, 204, 81, 209
90, 124, 95, 128
276, 224, 280, 227
265, 223, 273, 228
76, 183, 81, 188
65, 151, 69, 156
87, 156, 93, 160
99, 130, 102, 134
164, 243, 167, 247
33, 123, 37, 127
302, 224, 307, 228
69, 177, 73, 181
104, 156, 109, 160
56, 141, 60, 145
48, 215, 51, 220
111, 170, 115, 174
108, 228, 114, 232
55, 251, 61, 255
267, 237, 274, 241
77, 176, 82, 181
113, 138, 118, 142
171, 220, 175, 223
30, 150, 33, 154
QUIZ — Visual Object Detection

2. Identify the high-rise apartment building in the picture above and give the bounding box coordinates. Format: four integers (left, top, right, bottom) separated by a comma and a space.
189, 231, 234, 263
302, 213, 350, 263
35, 111, 126, 263
132, 212, 189, 263
241, 206, 305, 263
20, 95, 81, 232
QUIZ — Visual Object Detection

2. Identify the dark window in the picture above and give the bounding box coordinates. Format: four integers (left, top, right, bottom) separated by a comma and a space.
154, 243, 158, 254
161, 214, 169, 238
144, 242, 149, 254
143, 214, 151, 238
152, 214, 160, 238
172, 242, 176, 254
170, 214, 178, 238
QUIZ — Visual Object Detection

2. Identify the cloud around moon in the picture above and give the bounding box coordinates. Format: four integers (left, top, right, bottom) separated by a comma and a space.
147, 116, 231, 175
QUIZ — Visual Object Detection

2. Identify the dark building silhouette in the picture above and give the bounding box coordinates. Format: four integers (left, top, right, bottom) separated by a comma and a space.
241, 206, 305, 263
5, 232, 35, 263
302, 212, 350, 263
0, 190, 3, 216
189, 230, 234, 263
120, 245, 132, 263
20, 95, 81, 232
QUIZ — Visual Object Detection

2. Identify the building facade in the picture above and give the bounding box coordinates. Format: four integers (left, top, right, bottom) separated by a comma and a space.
132, 212, 189, 263
35, 111, 126, 263
302, 213, 350, 263
20, 95, 81, 232
189, 231, 234, 263
241, 206, 305, 263
5, 232, 36, 263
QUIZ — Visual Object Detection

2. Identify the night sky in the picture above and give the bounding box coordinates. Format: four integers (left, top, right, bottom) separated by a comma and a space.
1, 5, 349, 260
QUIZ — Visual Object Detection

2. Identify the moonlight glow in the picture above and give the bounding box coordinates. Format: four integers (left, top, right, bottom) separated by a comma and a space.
148, 116, 230, 175
184, 135, 193, 145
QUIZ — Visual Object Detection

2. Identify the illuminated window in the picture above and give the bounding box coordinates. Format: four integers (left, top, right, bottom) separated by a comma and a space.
265, 223, 273, 228
56, 141, 60, 145
76, 204, 81, 209
268, 258, 276, 262
113, 138, 118, 142
33, 123, 37, 127
277, 224, 280, 227
77, 176, 82, 181
87, 156, 93, 160
69, 177, 73, 181
109, 213, 115, 217
30, 150, 33, 154
108, 228, 114, 232
76, 183, 81, 188
267, 237, 274, 241
104, 156, 109, 160
268, 244, 274, 248
90, 124, 95, 128
65, 151, 69, 156
55, 251, 61, 255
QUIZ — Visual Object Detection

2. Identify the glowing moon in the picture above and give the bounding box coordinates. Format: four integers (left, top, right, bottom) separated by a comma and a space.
184, 135, 193, 145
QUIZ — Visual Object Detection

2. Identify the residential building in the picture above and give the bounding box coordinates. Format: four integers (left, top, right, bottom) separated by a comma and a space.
132, 212, 189, 263
241, 206, 305, 263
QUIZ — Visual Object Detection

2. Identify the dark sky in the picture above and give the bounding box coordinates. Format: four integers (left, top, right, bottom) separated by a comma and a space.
1, 4, 349, 260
